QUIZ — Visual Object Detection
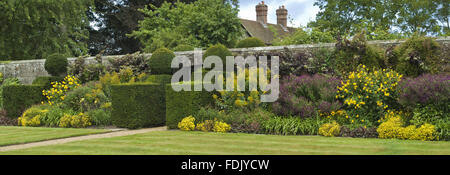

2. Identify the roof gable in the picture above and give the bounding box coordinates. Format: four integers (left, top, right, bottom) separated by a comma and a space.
240, 18, 296, 45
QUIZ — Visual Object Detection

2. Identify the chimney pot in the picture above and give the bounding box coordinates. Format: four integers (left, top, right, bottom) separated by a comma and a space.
256, 1, 268, 25
276, 5, 288, 27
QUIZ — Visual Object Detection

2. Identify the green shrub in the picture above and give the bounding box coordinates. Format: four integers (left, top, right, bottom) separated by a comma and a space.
195, 107, 224, 123
40, 105, 75, 127
203, 44, 233, 64
3, 85, 46, 118
111, 83, 165, 129
165, 82, 214, 129
88, 109, 111, 126
334, 31, 386, 75
410, 105, 449, 140
262, 116, 326, 135
0, 77, 20, 109
236, 37, 265, 48
173, 44, 195, 52
32, 76, 64, 89
61, 86, 108, 112
222, 108, 275, 133
44, 53, 68, 76
390, 35, 441, 77
148, 48, 176, 75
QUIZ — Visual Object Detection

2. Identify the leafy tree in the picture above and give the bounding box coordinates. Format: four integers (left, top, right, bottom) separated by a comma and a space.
0, 0, 93, 60
272, 28, 335, 46
309, 0, 449, 37
129, 0, 242, 52
87, 0, 197, 55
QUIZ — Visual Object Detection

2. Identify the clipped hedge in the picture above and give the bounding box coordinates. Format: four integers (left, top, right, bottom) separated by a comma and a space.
111, 83, 165, 129
148, 48, 176, 75
165, 82, 215, 129
236, 37, 265, 48
203, 44, 233, 63
32, 76, 64, 89
3, 85, 46, 118
173, 44, 194, 52
44, 53, 68, 76
146, 74, 172, 86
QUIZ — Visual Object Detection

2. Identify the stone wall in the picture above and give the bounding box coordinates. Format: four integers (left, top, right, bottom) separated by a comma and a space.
1, 37, 449, 84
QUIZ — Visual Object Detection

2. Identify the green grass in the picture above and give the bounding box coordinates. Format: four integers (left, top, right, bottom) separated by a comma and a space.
0, 126, 109, 146
1, 130, 449, 155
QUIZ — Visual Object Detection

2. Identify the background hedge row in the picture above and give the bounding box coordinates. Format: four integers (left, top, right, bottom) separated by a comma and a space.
3, 85, 46, 118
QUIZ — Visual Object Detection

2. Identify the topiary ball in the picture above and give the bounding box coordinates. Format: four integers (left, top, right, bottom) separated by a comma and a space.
148, 48, 176, 75
173, 44, 195, 52
44, 54, 68, 76
203, 44, 233, 64
236, 37, 265, 48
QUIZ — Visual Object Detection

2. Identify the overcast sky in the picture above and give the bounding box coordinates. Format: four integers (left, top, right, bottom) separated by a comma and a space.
238, 0, 319, 28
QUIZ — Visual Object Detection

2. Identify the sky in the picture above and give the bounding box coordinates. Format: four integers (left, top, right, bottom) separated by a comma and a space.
238, 0, 320, 28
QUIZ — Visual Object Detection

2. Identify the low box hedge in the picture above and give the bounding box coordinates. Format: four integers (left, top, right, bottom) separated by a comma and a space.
146, 74, 172, 86
111, 83, 165, 129
165, 82, 215, 129
3, 85, 46, 118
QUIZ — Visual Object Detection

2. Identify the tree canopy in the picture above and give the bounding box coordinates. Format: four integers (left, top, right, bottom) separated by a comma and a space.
87, 0, 197, 55
309, 0, 449, 37
129, 0, 243, 52
0, 0, 93, 60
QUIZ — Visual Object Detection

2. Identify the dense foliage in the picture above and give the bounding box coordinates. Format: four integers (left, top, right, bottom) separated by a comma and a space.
148, 48, 176, 75
273, 28, 335, 46
235, 37, 265, 48
0, 0, 93, 60
111, 83, 165, 129
44, 54, 69, 76
389, 35, 442, 77
129, 0, 242, 51
309, 0, 449, 37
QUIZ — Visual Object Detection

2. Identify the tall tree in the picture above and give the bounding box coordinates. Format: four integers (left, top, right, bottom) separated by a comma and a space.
0, 0, 93, 60
309, 0, 449, 37
87, 0, 198, 55
129, 0, 242, 52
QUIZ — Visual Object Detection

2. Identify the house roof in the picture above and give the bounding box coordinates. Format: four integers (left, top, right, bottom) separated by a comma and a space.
240, 18, 296, 45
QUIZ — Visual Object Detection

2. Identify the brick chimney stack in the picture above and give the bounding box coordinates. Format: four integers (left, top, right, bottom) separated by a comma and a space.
276, 5, 288, 27
256, 1, 268, 25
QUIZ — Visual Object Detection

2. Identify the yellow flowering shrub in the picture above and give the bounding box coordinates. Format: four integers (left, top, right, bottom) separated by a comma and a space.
42, 75, 81, 106
178, 115, 196, 131
59, 113, 91, 128
17, 106, 48, 127
336, 65, 402, 128
377, 112, 438, 141
196, 119, 215, 132
213, 121, 231, 133
214, 67, 271, 111
318, 121, 341, 137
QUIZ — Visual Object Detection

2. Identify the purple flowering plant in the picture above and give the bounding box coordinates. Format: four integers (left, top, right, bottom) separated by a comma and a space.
272, 74, 342, 118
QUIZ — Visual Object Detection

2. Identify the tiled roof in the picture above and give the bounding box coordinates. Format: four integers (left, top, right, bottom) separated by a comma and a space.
240, 18, 296, 45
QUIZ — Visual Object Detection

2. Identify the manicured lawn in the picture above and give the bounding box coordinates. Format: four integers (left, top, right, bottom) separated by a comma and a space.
1, 130, 449, 155
0, 126, 109, 146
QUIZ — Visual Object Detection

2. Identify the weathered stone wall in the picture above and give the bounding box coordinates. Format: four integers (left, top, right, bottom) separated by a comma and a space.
1, 37, 449, 84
